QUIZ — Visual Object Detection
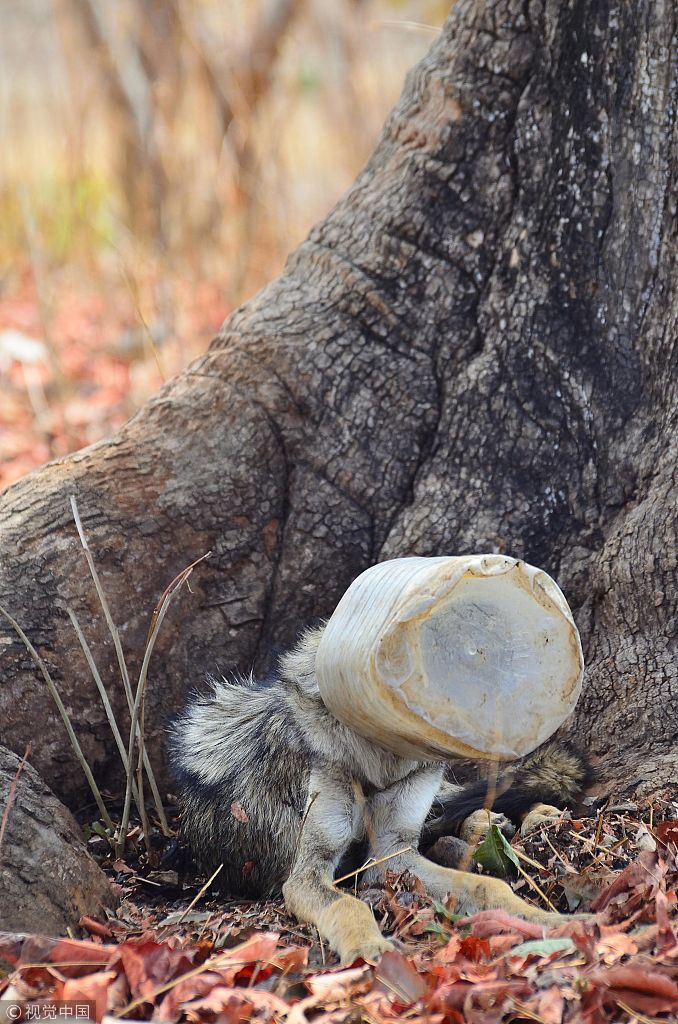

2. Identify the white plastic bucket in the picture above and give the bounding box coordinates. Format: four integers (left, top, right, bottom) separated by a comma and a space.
316, 555, 584, 761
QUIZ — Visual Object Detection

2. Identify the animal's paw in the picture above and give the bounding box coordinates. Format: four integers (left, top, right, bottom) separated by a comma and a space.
520, 803, 564, 836
340, 934, 395, 966
425, 835, 472, 869
460, 809, 517, 846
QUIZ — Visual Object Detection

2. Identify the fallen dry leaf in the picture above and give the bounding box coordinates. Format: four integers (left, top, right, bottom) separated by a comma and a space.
1, 807, 676, 1024
62, 970, 118, 1021
655, 819, 678, 847
374, 949, 428, 1004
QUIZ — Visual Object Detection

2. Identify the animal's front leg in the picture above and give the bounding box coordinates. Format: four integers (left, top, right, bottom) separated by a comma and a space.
282, 769, 393, 965
364, 765, 568, 926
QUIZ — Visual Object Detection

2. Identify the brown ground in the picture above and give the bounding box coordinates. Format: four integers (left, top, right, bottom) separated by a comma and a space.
2, 797, 677, 1023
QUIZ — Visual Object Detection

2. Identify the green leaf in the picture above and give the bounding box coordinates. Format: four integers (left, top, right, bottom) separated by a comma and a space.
506, 937, 575, 959
90, 820, 111, 839
432, 899, 464, 923
422, 921, 451, 940
471, 823, 520, 878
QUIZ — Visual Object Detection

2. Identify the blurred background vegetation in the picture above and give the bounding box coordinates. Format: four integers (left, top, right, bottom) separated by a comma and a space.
0, 0, 446, 488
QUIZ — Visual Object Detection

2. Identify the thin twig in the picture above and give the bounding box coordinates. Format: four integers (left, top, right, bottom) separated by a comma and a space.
333, 846, 413, 886
573, 834, 628, 876
509, 1001, 547, 1024
69, 495, 169, 834
316, 928, 325, 966
514, 860, 559, 914
117, 552, 211, 856
542, 831, 573, 873
174, 863, 224, 926
566, 830, 602, 849
371, 19, 442, 35
67, 607, 147, 831
0, 744, 32, 859
513, 845, 551, 873
136, 702, 148, 846
616, 999, 662, 1024
290, 789, 320, 868
68, 493, 133, 719
144, 550, 212, 645
118, 261, 166, 382
0, 604, 114, 832
593, 811, 605, 855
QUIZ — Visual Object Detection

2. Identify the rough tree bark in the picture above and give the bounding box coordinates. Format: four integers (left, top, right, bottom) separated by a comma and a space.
0, 0, 676, 809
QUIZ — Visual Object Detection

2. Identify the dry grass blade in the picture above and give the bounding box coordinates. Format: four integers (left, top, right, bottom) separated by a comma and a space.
145, 551, 212, 644
333, 845, 412, 886
510, 1001, 547, 1024
117, 552, 211, 857
67, 607, 148, 836
175, 863, 224, 926
17, 188, 68, 405
0, 603, 114, 832
514, 860, 559, 914
542, 831, 573, 873
615, 999, 663, 1024
69, 495, 169, 834
0, 742, 31, 857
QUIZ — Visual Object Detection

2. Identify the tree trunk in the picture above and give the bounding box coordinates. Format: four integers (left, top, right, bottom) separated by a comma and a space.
0, 0, 676, 806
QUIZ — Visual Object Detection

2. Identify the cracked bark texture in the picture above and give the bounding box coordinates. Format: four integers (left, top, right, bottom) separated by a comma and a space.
0, 0, 676, 806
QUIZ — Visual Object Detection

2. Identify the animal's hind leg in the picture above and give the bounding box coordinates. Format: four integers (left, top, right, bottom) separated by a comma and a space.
364, 765, 569, 926
283, 770, 393, 965
459, 809, 516, 845
426, 779, 515, 848
520, 803, 564, 835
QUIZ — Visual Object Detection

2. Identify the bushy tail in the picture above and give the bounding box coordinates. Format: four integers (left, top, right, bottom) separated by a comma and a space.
420, 743, 592, 848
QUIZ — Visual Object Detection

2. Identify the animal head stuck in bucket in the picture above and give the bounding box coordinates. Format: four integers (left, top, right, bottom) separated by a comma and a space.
316, 555, 584, 762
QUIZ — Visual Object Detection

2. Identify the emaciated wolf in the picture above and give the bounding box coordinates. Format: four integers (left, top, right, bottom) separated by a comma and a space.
170, 625, 590, 964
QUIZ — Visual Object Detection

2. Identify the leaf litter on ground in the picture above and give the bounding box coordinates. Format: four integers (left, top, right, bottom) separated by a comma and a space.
1, 799, 677, 1022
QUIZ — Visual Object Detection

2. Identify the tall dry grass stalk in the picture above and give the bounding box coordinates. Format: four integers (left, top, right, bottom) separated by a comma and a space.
69, 495, 170, 836
0, 603, 115, 832
0, 500, 211, 856
117, 551, 211, 857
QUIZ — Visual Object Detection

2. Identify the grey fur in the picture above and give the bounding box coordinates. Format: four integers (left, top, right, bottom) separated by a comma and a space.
170, 624, 591, 962
171, 625, 429, 897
